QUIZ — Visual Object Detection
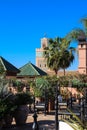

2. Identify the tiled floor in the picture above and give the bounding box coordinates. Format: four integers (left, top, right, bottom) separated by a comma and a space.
2, 112, 56, 130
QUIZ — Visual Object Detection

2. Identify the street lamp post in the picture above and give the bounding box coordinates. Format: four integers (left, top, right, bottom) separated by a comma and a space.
69, 81, 72, 109
44, 88, 48, 116
32, 96, 39, 130
80, 98, 84, 123
55, 84, 59, 130
44, 89, 47, 116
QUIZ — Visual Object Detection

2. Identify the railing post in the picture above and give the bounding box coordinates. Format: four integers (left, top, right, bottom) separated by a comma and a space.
55, 84, 59, 130
80, 98, 84, 123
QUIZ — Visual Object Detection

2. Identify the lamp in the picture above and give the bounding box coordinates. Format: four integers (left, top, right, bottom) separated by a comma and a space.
32, 95, 39, 130
55, 82, 59, 130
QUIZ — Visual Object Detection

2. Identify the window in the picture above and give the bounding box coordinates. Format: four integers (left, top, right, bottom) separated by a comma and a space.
81, 44, 83, 48
42, 43, 46, 48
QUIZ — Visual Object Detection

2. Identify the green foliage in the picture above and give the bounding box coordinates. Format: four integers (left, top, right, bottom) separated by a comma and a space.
66, 17, 87, 43
80, 17, 87, 37
1, 94, 17, 115
30, 76, 59, 99
33, 77, 51, 97
0, 79, 17, 120
0, 78, 33, 122
44, 37, 75, 75
58, 74, 87, 88
29, 74, 87, 101
66, 29, 83, 42
62, 108, 85, 130
12, 80, 25, 92
15, 92, 33, 106
71, 75, 87, 94
0, 99, 7, 120
0, 61, 5, 75
58, 76, 69, 87
72, 78, 81, 87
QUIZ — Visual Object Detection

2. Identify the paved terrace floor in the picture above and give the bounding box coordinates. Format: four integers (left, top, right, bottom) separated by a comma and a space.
2, 112, 56, 130
2, 104, 81, 130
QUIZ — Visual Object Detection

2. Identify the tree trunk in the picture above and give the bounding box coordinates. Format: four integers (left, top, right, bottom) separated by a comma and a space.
55, 70, 58, 77
48, 98, 55, 112
64, 69, 66, 75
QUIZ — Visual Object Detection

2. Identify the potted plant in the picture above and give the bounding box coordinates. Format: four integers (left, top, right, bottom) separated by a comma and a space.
14, 92, 33, 125
3, 93, 17, 127
0, 99, 6, 129
0, 78, 17, 128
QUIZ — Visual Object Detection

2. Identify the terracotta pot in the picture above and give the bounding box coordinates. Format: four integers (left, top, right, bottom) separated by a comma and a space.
14, 105, 29, 125
4, 114, 13, 127
0, 120, 3, 130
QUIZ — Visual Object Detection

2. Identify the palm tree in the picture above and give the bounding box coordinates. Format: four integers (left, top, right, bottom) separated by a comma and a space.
66, 17, 87, 42
43, 37, 62, 75
62, 108, 85, 130
44, 37, 75, 76
35, 77, 50, 97
58, 38, 75, 75
80, 17, 87, 38
60, 50, 73, 75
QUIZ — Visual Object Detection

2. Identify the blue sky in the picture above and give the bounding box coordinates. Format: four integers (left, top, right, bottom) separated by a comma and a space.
0, 0, 87, 70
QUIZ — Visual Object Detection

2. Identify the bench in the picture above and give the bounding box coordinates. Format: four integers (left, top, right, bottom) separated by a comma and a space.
35, 103, 45, 112
58, 111, 80, 119
58, 102, 67, 110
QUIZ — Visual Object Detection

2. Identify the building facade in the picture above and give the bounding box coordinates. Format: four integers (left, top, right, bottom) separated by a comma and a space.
78, 38, 87, 74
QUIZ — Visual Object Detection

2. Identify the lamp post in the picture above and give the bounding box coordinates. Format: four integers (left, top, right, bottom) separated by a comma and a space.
80, 98, 84, 123
44, 88, 48, 116
55, 83, 59, 130
44, 88, 47, 116
69, 81, 72, 109
32, 96, 39, 130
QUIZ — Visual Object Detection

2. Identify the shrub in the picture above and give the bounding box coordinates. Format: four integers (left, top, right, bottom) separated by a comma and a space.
15, 92, 33, 106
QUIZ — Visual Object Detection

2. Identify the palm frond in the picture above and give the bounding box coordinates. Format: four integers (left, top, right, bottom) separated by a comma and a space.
61, 108, 85, 130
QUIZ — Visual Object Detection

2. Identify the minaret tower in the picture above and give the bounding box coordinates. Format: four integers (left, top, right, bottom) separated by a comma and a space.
78, 35, 87, 74
36, 37, 48, 72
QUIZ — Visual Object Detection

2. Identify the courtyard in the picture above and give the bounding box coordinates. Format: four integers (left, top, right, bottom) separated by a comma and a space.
2, 111, 74, 130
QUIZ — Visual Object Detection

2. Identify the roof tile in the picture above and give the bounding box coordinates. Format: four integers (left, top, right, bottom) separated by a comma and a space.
17, 62, 47, 77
